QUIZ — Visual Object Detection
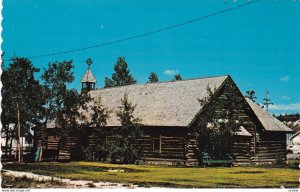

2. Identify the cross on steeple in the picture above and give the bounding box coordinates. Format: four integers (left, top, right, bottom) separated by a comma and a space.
86, 58, 93, 67
81, 58, 97, 92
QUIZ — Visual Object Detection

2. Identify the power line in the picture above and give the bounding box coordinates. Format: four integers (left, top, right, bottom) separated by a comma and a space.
5, 0, 260, 61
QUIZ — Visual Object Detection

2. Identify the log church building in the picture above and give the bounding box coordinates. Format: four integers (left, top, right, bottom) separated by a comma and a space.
41, 61, 292, 166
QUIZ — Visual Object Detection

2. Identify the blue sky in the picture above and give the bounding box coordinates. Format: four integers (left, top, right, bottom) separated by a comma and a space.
2, 0, 300, 114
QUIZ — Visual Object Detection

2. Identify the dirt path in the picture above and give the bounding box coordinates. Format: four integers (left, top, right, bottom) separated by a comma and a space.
1, 169, 139, 189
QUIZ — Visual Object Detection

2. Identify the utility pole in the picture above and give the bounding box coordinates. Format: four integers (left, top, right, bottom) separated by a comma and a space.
263, 90, 273, 112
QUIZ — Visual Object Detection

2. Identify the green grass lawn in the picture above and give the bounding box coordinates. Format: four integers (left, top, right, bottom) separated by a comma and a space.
3, 161, 300, 188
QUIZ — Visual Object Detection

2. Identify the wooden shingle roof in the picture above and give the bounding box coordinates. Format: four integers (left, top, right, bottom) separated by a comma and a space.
81, 68, 96, 83
87, 75, 228, 127
245, 98, 292, 132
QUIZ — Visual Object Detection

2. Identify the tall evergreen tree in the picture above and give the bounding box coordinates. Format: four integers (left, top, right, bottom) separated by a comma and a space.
110, 93, 142, 164
147, 72, 159, 83
104, 57, 137, 88
55, 89, 90, 142
84, 97, 110, 161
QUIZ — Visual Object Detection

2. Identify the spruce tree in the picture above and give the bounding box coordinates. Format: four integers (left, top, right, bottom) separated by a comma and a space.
104, 57, 137, 88
147, 72, 159, 83
85, 97, 110, 161
110, 93, 142, 164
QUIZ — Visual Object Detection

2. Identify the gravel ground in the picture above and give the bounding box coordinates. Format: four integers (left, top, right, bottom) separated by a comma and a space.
1, 169, 139, 189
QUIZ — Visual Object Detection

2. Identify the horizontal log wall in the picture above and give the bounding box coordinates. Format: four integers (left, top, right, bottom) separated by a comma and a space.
77, 127, 187, 165
46, 136, 59, 150
57, 136, 79, 161
252, 132, 287, 164
232, 137, 251, 165
36, 129, 80, 161
185, 131, 199, 166
140, 127, 186, 165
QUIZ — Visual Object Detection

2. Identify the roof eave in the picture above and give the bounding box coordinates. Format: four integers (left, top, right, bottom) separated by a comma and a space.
264, 129, 294, 133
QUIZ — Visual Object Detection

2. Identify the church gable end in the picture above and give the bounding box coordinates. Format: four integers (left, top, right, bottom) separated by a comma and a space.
186, 77, 256, 166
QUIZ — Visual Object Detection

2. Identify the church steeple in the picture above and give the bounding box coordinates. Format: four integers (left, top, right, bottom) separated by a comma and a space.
81, 58, 96, 92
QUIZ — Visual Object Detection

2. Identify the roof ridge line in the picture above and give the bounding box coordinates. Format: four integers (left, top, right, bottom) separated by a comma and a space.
91, 74, 229, 92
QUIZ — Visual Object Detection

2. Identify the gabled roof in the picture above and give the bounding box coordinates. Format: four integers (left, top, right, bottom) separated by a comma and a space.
245, 98, 292, 132
87, 75, 229, 127
81, 68, 97, 83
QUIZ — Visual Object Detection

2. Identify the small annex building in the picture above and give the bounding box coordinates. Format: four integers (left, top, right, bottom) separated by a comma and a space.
40, 65, 292, 165
290, 131, 300, 145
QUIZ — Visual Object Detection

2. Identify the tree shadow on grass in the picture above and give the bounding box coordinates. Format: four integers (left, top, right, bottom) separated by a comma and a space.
231, 171, 265, 174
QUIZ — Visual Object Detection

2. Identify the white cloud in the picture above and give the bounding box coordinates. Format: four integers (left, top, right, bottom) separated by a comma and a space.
164, 69, 179, 76
279, 76, 289, 82
269, 103, 300, 111
281, 96, 291, 100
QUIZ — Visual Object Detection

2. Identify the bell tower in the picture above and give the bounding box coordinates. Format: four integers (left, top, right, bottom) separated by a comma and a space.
81, 58, 97, 92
